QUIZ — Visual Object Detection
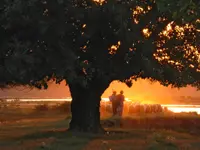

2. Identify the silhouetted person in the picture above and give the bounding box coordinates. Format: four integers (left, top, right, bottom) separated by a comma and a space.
116, 90, 125, 116
109, 91, 117, 116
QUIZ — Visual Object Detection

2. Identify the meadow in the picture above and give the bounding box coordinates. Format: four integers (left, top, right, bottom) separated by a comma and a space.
1, 100, 200, 150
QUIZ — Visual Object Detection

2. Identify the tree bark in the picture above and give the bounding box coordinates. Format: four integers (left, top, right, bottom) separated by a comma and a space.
68, 79, 110, 133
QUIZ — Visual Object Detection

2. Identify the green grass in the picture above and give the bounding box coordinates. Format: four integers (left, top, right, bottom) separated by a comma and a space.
1, 109, 200, 150
1, 103, 200, 150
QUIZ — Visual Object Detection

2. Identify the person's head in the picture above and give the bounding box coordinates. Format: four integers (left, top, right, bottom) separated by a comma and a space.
120, 90, 124, 94
112, 91, 117, 95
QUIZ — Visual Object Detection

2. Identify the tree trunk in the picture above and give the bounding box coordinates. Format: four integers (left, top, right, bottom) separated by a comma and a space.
68, 79, 110, 133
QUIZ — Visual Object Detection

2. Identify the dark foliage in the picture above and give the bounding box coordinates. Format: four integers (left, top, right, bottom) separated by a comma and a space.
0, 0, 199, 89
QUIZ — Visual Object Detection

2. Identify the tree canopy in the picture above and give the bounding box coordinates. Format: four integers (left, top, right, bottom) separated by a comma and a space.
1, 0, 200, 132
0, 0, 200, 89
156, 0, 200, 22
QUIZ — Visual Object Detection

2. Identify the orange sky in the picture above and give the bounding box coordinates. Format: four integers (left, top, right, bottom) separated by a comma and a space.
0, 79, 200, 104
103, 80, 200, 104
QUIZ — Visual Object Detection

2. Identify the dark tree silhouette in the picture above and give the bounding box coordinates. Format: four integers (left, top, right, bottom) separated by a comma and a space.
0, 0, 200, 132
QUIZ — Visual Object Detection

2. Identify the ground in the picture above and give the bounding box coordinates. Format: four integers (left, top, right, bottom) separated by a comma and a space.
1, 102, 200, 150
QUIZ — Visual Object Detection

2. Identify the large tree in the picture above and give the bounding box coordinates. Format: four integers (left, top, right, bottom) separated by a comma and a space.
0, 0, 200, 132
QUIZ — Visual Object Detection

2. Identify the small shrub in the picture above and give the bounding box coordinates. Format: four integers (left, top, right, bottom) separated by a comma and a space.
51, 102, 71, 113
0, 98, 7, 108
8, 98, 20, 109
34, 103, 49, 111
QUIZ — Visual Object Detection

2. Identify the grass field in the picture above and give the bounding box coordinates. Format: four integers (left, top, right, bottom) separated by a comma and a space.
1, 102, 200, 150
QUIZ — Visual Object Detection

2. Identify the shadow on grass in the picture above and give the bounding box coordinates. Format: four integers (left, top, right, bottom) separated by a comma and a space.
18, 128, 151, 150
17, 122, 151, 149
2, 114, 200, 150
2, 125, 199, 150
10, 129, 98, 150
20, 127, 136, 142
